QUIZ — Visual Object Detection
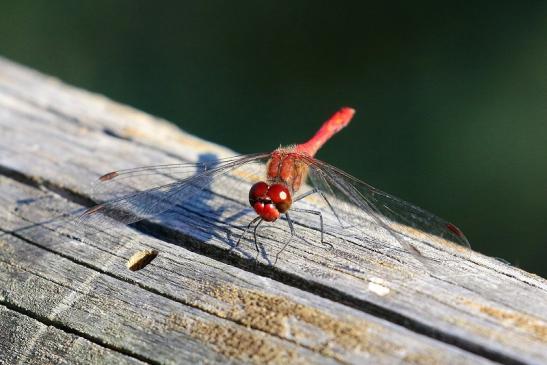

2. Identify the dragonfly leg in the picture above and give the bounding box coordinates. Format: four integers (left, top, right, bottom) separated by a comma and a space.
290, 207, 333, 250
293, 188, 319, 202
252, 218, 264, 261
294, 188, 346, 229
274, 212, 295, 265
233, 216, 261, 250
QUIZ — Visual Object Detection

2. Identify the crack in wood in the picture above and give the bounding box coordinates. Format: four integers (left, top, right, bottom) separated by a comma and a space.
2, 216, 350, 363
0, 299, 158, 365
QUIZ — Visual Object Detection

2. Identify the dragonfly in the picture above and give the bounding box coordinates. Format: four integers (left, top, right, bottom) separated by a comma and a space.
78, 107, 470, 265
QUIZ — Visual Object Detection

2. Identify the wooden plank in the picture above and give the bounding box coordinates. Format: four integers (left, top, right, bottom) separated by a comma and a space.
0, 176, 496, 365
0, 233, 335, 365
0, 305, 145, 365
0, 57, 546, 364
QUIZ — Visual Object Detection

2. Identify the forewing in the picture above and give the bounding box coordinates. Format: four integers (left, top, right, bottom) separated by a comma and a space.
89, 154, 260, 202
76, 153, 270, 229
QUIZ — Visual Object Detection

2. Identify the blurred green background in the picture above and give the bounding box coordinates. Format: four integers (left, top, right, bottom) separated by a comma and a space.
1, 1, 545, 276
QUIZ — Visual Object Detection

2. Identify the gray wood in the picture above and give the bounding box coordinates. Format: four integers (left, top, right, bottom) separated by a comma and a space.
0, 56, 546, 364
0, 176, 498, 365
0, 305, 145, 365
0, 232, 337, 365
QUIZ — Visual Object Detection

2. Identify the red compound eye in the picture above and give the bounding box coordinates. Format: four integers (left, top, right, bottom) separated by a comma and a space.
248, 182, 291, 221
268, 184, 292, 213
252, 202, 280, 222
249, 181, 268, 206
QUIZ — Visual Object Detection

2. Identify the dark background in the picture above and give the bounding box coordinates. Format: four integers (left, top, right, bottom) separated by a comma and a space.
1, 1, 545, 276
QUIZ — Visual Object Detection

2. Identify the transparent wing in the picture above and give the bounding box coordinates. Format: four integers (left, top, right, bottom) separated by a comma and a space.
300, 155, 470, 261
89, 154, 263, 202
77, 153, 270, 228
67, 148, 469, 267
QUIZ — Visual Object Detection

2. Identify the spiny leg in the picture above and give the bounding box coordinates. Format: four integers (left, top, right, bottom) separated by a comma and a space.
291, 207, 333, 250
293, 188, 319, 202
303, 189, 417, 258
252, 218, 264, 261
294, 188, 345, 228
233, 216, 261, 251
274, 212, 296, 265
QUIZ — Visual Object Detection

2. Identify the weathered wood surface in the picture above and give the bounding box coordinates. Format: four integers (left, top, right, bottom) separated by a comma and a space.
0, 57, 545, 365
0, 305, 145, 365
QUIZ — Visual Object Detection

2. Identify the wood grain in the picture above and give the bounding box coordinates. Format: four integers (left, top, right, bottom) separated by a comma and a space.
0, 56, 545, 364
0, 305, 145, 365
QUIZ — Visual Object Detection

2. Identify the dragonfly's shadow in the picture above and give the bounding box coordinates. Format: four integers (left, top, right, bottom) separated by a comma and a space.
135, 153, 262, 262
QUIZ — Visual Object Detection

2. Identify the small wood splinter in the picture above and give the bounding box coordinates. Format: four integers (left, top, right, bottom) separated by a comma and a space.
127, 249, 159, 271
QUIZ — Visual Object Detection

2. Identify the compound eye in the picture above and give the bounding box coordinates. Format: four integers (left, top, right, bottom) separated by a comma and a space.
249, 181, 269, 206
268, 184, 292, 213
259, 203, 280, 222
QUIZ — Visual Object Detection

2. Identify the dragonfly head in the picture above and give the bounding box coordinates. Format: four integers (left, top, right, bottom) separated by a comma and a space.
249, 181, 292, 222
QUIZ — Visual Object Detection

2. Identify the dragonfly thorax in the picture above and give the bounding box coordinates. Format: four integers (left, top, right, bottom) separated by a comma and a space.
266, 148, 310, 193
249, 181, 292, 222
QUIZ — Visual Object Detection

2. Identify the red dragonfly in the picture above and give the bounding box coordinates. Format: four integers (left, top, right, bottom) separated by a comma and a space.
80, 107, 470, 264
